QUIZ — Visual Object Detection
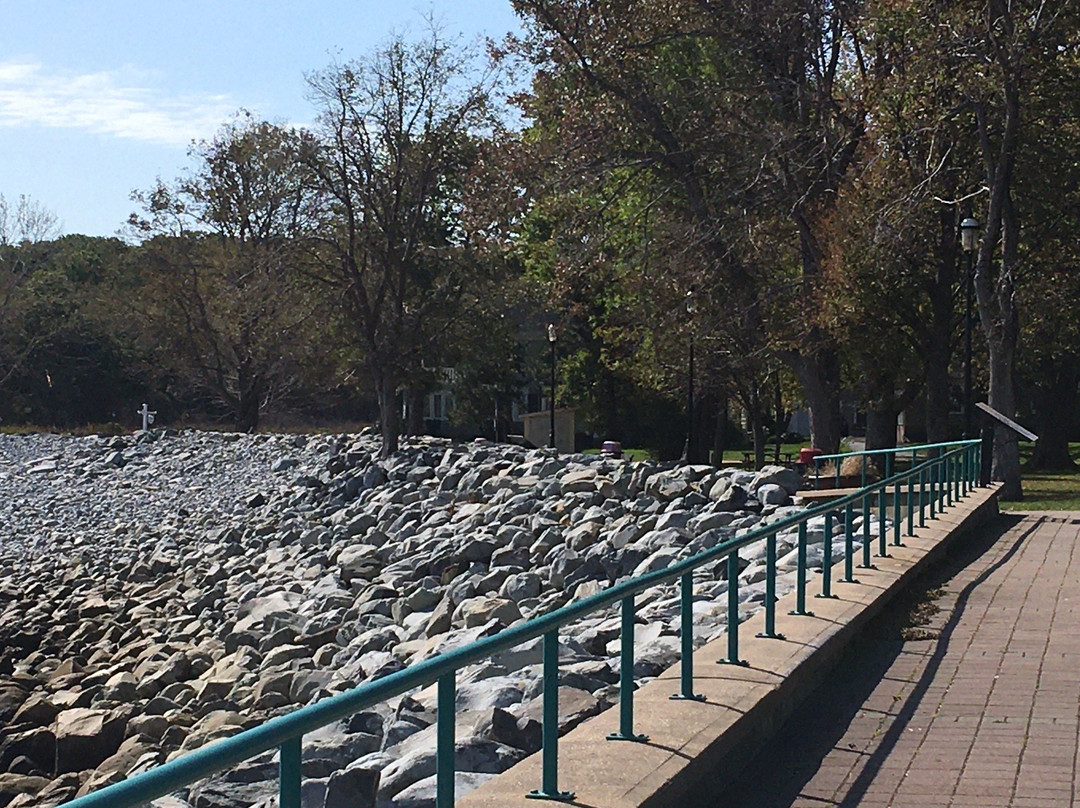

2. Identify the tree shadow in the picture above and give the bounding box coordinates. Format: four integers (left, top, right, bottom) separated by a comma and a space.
702, 513, 1030, 808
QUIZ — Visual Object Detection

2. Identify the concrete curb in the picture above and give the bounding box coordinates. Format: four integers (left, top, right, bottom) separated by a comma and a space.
457, 484, 1002, 808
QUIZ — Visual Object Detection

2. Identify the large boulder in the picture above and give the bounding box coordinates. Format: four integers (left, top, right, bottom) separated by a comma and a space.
750, 465, 802, 496
453, 596, 521, 629
53, 707, 128, 774
324, 765, 380, 808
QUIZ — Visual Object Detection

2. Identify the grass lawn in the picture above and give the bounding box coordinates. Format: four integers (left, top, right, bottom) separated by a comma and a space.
720, 443, 810, 464
1000, 441, 1080, 511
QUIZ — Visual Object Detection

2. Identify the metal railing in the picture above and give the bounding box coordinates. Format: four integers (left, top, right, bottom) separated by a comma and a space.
812, 439, 978, 490
64, 441, 984, 808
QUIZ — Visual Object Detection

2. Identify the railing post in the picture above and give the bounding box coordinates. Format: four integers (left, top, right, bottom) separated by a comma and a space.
279, 736, 301, 808
842, 502, 855, 582
929, 463, 937, 519
790, 522, 812, 616
906, 474, 915, 537
608, 595, 648, 742
757, 534, 784, 640
671, 574, 705, 701
892, 480, 902, 546
437, 673, 456, 808
878, 486, 887, 556
919, 466, 926, 527
946, 456, 954, 507
861, 493, 872, 568
720, 553, 747, 665
818, 510, 834, 599
528, 632, 574, 801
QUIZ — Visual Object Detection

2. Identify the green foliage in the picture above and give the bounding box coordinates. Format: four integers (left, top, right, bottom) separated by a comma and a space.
129, 117, 330, 431
0, 235, 147, 426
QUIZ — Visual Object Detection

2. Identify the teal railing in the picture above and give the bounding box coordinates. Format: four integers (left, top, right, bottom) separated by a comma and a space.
812, 440, 978, 490
64, 441, 984, 808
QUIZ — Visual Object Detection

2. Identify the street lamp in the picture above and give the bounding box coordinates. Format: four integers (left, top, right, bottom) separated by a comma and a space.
547, 323, 557, 450
960, 217, 980, 438
685, 288, 696, 464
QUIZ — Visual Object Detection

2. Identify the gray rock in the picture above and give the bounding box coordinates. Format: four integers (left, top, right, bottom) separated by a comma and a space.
756, 483, 790, 506
324, 765, 379, 808
391, 771, 497, 808
751, 465, 802, 495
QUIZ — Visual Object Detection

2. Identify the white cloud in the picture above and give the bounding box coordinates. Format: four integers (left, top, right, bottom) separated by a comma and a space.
0, 61, 238, 146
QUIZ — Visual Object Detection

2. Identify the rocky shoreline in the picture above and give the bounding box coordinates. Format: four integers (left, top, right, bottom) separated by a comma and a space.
0, 430, 869, 808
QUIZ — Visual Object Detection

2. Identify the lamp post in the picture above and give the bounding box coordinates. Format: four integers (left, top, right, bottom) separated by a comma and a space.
547, 323, 557, 450
685, 288, 696, 463
960, 217, 980, 438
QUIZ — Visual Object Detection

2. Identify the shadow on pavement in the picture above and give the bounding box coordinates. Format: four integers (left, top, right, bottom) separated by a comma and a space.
699, 513, 1029, 808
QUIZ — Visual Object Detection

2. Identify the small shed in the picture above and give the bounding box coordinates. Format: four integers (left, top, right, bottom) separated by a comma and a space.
521, 408, 575, 454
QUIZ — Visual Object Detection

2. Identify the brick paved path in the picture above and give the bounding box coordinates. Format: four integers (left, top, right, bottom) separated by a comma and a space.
714, 512, 1080, 808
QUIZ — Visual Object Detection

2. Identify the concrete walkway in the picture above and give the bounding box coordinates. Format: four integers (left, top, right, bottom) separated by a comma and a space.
714, 512, 1080, 808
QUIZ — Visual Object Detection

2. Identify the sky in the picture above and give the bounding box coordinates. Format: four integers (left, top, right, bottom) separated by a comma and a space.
0, 1, 525, 239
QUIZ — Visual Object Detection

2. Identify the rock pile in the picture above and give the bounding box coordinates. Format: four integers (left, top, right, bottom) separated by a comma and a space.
0, 430, 877, 808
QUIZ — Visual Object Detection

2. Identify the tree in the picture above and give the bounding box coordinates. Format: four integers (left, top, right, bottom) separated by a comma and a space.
0, 195, 63, 394
0, 235, 142, 426
512, 0, 867, 453
129, 116, 325, 431
935, 0, 1080, 497
305, 27, 506, 457
1014, 40, 1080, 470
0, 194, 61, 247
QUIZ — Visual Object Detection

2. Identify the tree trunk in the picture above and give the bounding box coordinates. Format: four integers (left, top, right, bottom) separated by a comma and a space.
375, 373, 400, 458
987, 343, 1022, 498
865, 407, 899, 474
978, 187, 1022, 499
712, 394, 729, 464
785, 345, 842, 454
403, 388, 424, 436
234, 392, 260, 433
233, 361, 261, 433
972, 29, 1023, 501
752, 410, 768, 470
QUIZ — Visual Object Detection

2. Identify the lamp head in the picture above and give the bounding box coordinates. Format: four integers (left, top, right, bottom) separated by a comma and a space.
960, 217, 981, 252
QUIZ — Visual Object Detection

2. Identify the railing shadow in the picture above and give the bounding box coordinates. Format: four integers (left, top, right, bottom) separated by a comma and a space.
708, 512, 1030, 808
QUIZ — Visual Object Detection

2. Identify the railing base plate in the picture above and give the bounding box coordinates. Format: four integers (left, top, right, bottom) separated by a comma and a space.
526, 789, 576, 802
607, 732, 649, 743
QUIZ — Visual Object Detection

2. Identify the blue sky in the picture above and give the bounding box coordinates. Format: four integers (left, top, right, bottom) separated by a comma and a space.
0, 1, 525, 238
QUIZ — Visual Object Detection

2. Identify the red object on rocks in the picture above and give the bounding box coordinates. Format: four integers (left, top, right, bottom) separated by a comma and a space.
798, 447, 823, 465
600, 441, 623, 459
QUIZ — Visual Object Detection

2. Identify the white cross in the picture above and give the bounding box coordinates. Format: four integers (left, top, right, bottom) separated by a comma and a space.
138, 403, 157, 431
